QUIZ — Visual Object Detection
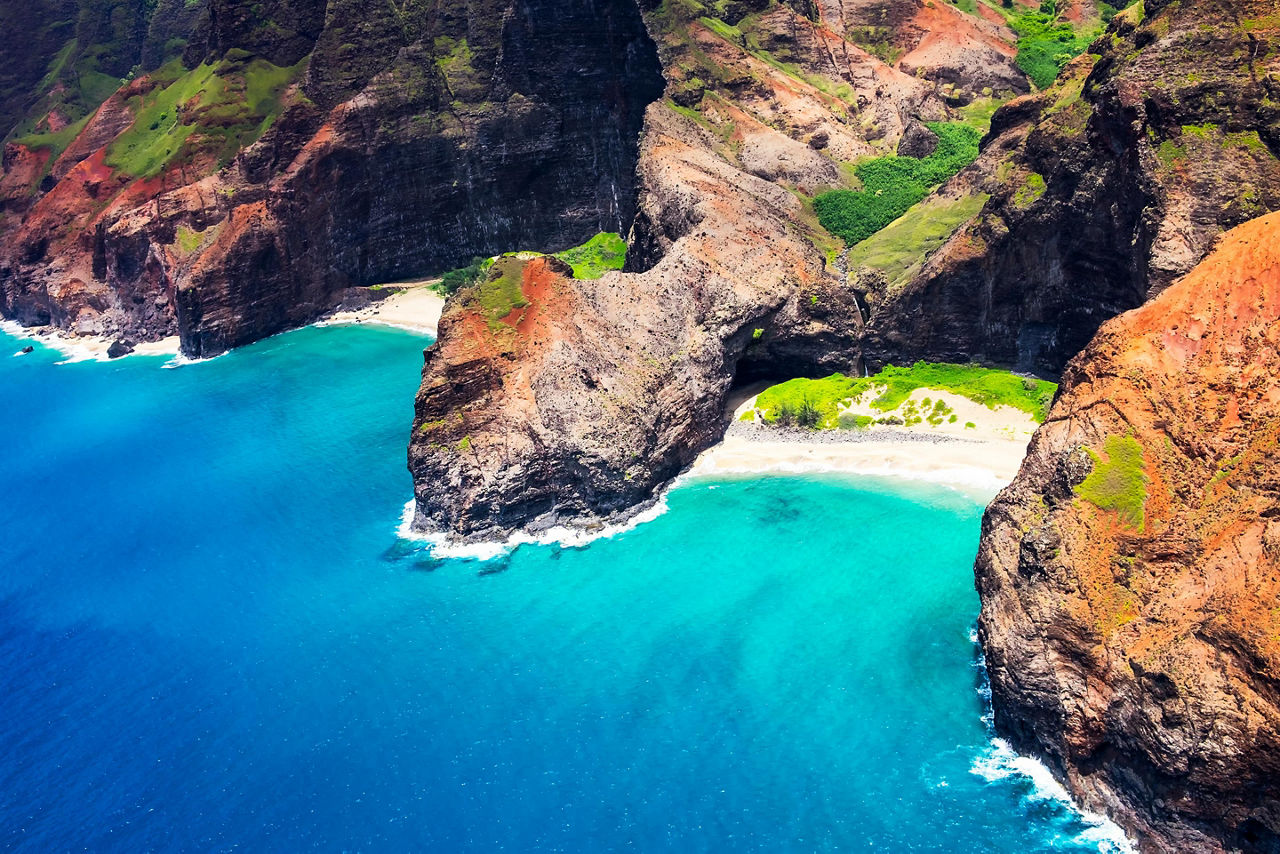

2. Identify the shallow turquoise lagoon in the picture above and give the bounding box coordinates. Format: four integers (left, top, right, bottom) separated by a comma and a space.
0, 326, 1124, 851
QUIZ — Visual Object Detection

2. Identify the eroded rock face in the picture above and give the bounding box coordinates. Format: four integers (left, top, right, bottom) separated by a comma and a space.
0, 0, 664, 356
862, 0, 1280, 375
404, 0, 1025, 540
976, 212, 1280, 853
408, 103, 863, 538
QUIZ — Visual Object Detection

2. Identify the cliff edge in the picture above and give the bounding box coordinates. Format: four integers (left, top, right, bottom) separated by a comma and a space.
976, 212, 1280, 852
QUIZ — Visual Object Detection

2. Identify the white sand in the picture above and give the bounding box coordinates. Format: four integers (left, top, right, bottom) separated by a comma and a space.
696, 385, 1040, 497
690, 432, 1027, 496
320, 282, 446, 337
3, 320, 180, 363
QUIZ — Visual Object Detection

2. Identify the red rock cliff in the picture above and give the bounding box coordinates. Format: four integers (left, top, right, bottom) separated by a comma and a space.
976, 211, 1280, 852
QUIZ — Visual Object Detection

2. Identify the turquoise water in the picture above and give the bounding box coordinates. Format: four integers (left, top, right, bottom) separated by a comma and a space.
0, 326, 1124, 851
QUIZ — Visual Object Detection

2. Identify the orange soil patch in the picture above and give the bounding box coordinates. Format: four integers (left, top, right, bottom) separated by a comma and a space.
908, 0, 1019, 59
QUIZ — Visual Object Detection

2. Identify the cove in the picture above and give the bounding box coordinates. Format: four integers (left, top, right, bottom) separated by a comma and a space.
0, 326, 1125, 851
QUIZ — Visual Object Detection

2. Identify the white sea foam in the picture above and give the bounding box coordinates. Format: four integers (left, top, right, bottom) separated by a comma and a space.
690, 456, 1006, 491
970, 739, 1135, 853
395, 477, 682, 560
969, 629, 1135, 853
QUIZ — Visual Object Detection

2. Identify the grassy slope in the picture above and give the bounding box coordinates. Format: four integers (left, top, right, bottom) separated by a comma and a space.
755, 363, 1059, 429
554, 232, 627, 279
104, 54, 306, 178
846, 193, 989, 290
813, 123, 982, 246
1074, 434, 1148, 530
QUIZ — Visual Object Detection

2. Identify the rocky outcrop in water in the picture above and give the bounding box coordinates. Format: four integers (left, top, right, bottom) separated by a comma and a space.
408, 100, 866, 538
976, 212, 1280, 853
861, 0, 1280, 375
405, 0, 1032, 540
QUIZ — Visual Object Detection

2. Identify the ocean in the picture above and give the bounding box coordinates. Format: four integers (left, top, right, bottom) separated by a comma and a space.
0, 325, 1128, 851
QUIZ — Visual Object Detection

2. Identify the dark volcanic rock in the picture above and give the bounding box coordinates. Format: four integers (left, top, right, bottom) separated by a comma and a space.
976, 212, 1280, 853
106, 339, 135, 358
862, 0, 1280, 376
896, 121, 938, 158
0, 0, 665, 357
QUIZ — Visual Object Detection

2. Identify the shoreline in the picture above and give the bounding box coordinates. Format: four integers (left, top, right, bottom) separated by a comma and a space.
404, 421, 1032, 561
3, 282, 444, 364
318, 282, 445, 337
689, 422, 1028, 499
2, 320, 181, 363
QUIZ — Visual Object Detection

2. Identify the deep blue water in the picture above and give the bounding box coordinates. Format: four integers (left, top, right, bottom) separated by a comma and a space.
0, 326, 1126, 851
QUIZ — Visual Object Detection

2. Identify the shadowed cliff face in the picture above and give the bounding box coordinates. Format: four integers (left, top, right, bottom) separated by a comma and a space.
404, 0, 1034, 540
0, 0, 664, 355
976, 212, 1280, 853
860, 0, 1280, 376
408, 101, 865, 539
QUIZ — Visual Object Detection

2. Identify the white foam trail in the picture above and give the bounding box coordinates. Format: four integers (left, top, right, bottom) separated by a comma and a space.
970, 631, 1135, 853
692, 456, 1006, 497
970, 740, 1135, 852
395, 474, 687, 559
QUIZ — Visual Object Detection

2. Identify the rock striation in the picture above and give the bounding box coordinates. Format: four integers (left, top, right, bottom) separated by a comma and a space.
861, 0, 1280, 375
976, 212, 1280, 853
1, 0, 664, 355
405, 0, 1029, 540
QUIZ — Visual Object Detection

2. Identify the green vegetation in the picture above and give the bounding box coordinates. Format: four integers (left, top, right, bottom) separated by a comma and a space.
955, 97, 1008, 134
863, 363, 1057, 421
846, 26, 902, 65
554, 232, 627, 279
846, 193, 989, 290
104, 54, 305, 178
175, 224, 206, 253
753, 362, 1059, 429
469, 255, 529, 328
985, 0, 1134, 90
838, 413, 874, 430
438, 257, 491, 295
1013, 172, 1047, 208
12, 113, 93, 166
1074, 434, 1148, 530
757, 374, 864, 429
813, 123, 982, 246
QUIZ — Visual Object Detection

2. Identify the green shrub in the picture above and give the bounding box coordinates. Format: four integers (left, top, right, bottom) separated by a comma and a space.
1074, 435, 1148, 530
554, 232, 627, 279
439, 257, 489, 294
838, 413, 874, 430
814, 123, 982, 246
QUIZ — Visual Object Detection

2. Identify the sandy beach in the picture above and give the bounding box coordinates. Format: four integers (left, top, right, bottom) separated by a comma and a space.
320, 282, 446, 337
3, 320, 181, 363
691, 385, 1039, 497
690, 426, 1028, 496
